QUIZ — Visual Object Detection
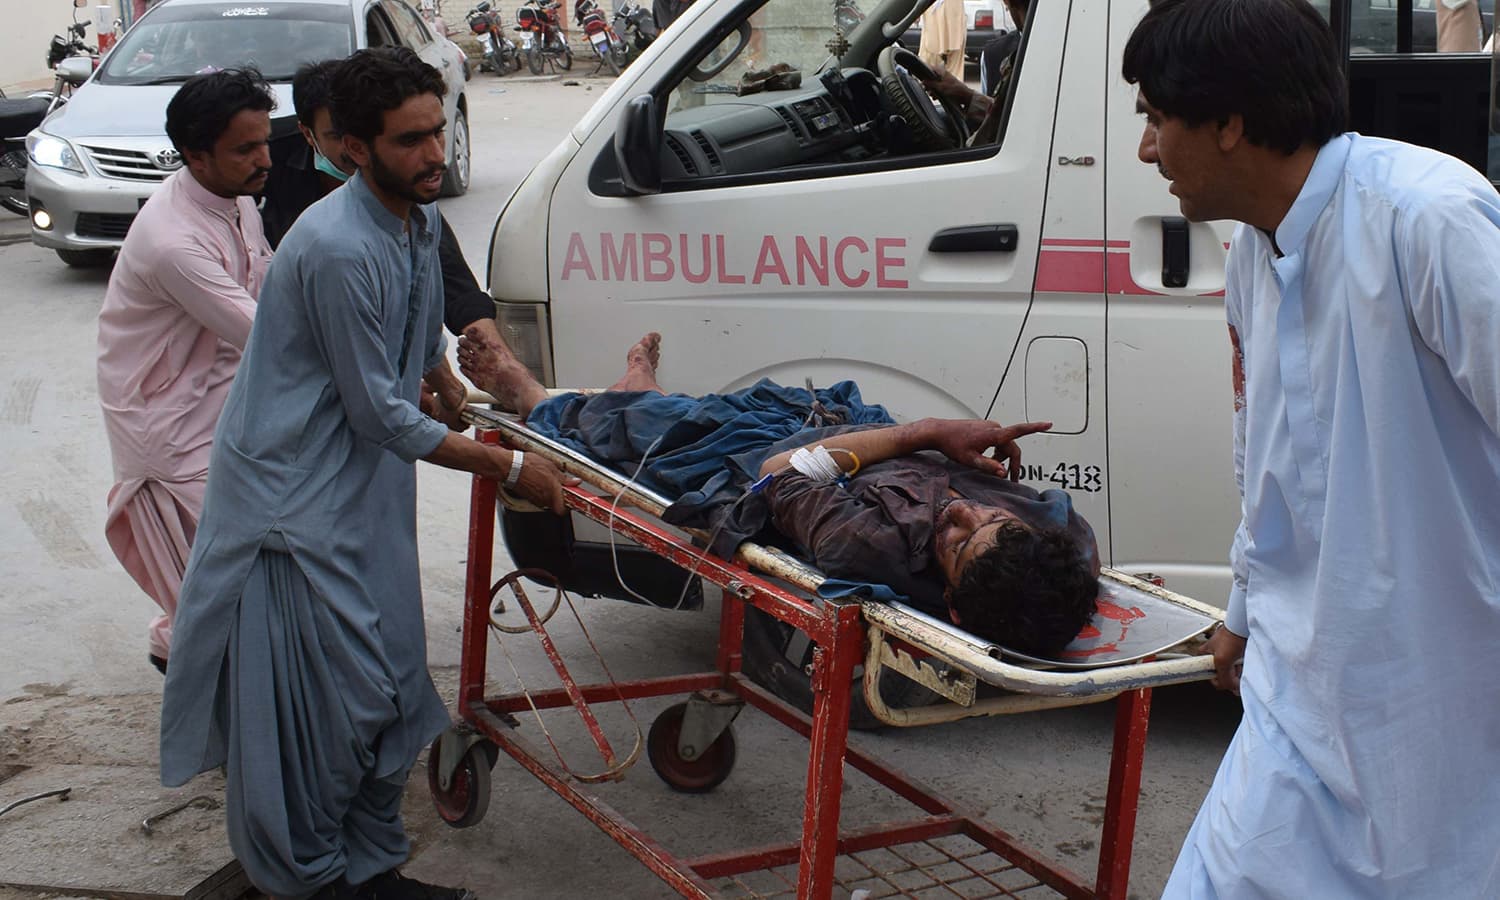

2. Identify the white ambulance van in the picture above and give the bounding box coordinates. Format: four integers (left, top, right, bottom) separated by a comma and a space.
484, 0, 1499, 610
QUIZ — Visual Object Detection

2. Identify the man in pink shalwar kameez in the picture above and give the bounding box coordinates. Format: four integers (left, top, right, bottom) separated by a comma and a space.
97, 69, 276, 670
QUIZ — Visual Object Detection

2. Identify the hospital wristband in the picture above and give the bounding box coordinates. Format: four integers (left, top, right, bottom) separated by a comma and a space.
505, 450, 524, 488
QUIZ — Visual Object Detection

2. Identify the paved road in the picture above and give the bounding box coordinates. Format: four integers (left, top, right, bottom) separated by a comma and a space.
0, 75, 1239, 899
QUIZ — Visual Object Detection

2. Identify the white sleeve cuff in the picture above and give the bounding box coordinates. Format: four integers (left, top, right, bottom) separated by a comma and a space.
1224, 583, 1249, 637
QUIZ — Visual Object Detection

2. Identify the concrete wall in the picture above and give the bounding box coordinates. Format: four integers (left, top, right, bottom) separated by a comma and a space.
0, 0, 88, 92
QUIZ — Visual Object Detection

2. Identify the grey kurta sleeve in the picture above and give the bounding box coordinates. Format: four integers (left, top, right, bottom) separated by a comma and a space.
422, 326, 448, 378
302, 251, 448, 463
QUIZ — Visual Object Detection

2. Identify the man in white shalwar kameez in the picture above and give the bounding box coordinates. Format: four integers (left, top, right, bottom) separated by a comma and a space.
1124, 1, 1500, 897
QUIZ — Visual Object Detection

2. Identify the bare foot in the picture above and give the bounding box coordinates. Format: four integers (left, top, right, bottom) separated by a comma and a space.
458, 324, 549, 417
607, 332, 665, 393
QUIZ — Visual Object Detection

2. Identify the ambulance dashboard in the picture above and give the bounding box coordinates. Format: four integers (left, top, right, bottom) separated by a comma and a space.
657, 68, 895, 180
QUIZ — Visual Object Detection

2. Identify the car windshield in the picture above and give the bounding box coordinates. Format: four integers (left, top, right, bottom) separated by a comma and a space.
98, 2, 355, 85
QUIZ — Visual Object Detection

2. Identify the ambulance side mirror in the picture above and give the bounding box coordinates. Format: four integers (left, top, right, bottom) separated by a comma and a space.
614, 94, 662, 196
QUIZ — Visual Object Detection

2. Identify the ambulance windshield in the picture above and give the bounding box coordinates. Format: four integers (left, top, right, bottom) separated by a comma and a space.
670, 0, 875, 113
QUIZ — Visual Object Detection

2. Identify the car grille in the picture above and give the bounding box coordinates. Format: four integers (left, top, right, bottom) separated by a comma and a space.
81, 145, 172, 182
76, 212, 136, 239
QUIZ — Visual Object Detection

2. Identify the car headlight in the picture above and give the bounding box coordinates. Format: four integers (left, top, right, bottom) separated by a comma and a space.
27, 133, 84, 174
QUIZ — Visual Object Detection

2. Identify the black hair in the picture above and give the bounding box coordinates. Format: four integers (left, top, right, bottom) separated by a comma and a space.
292, 59, 343, 130
947, 522, 1098, 658
328, 47, 446, 143
164, 68, 275, 155
1121, 0, 1347, 155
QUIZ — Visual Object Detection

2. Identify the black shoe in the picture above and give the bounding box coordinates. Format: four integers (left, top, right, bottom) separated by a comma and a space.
149, 654, 168, 675
308, 878, 356, 900
354, 869, 476, 900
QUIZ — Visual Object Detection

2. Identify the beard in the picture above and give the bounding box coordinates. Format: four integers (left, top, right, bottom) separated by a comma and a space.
368, 146, 446, 204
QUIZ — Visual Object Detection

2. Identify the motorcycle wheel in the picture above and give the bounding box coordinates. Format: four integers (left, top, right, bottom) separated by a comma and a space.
526, 45, 544, 75
610, 42, 629, 73
603, 44, 621, 76
1, 149, 29, 217
557, 40, 573, 71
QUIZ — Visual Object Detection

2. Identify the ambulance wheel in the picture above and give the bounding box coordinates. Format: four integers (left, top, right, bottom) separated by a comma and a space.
426, 739, 494, 828
647, 702, 736, 794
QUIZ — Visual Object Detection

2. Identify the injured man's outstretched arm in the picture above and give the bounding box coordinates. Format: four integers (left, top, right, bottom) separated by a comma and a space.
758, 417, 1050, 483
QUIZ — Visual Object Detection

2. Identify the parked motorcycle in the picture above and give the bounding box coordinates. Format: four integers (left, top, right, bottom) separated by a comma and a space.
515, 0, 572, 75
466, 2, 523, 75
834, 0, 865, 34
0, 95, 50, 216
0, 10, 99, 216
574, 0, 628, 76
47, 16, 96, 75
612, 1, 657, 61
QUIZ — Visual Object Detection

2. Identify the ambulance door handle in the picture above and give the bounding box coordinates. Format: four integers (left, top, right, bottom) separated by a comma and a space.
1161, 216, 1190, 288
928, 224, 1019, 253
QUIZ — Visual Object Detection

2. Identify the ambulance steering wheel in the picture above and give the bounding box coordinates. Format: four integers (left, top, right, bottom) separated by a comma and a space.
876, 46, 969, 152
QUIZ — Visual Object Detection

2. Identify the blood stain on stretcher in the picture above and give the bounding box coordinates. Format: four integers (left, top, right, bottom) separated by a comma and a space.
1058, 597, 1147, 661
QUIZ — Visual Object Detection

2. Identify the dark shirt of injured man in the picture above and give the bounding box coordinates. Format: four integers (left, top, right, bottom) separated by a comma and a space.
457, 331, 1101, 658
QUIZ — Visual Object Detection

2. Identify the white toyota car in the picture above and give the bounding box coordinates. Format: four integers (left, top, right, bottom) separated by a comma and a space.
25, 0, 470, 267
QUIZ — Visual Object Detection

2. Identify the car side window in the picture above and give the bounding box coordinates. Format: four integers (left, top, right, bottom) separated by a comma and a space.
366, 5, 401, 48
384, 0, 434, 49
653, 0, 1026, 192
1490, 45, 1498, 186
1308, 0, 1494, 53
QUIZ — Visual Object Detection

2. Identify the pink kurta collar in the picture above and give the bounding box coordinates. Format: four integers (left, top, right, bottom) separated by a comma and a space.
174, 168, 242, 216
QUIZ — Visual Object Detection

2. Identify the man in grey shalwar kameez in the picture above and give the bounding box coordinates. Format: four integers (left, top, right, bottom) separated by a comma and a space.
159, 48, 570, 900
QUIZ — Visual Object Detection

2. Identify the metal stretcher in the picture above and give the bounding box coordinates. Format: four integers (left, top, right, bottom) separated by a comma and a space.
428, 405, 1224, 900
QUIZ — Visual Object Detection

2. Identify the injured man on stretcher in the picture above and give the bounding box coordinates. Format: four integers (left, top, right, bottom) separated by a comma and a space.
456, 332, 1100, 658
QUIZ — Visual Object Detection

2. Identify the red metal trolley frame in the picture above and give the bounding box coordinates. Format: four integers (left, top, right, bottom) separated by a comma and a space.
442, 426, 1172, 900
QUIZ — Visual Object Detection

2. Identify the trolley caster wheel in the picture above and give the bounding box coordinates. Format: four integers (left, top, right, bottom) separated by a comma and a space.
647, 702, 737, 794
426, 737, 495, 828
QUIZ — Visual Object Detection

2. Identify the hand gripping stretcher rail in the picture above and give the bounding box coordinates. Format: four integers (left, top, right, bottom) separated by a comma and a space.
427, 402, 1224, 899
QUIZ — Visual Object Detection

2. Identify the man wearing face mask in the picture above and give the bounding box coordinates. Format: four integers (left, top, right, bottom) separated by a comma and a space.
259, 60, 499, 347
97, 69, 275, 675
